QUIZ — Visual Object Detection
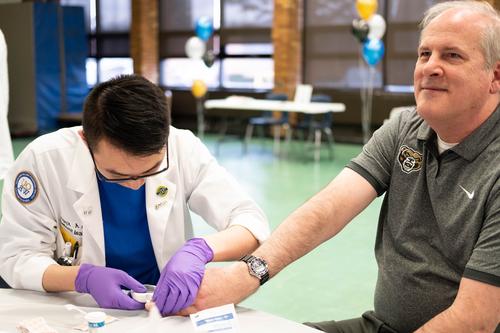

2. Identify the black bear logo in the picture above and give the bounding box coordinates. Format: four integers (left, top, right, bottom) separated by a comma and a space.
398, 145, 423, 174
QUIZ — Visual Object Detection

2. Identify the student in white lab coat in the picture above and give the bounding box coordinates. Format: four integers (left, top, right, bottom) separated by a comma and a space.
0, 74, 270, 316
0, 29, 14, 179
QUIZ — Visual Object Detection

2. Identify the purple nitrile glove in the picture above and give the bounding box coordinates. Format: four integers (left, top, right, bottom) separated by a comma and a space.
153, 238, 214, 316
75, 263, 147, 310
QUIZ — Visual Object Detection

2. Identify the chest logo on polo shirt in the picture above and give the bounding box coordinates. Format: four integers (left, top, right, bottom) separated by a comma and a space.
398, 145, 423, 174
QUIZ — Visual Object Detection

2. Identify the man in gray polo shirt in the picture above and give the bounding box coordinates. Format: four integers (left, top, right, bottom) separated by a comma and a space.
179, 1, 500, 332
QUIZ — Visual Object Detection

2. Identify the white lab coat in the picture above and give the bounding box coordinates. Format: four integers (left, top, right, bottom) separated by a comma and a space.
0, 29, 13, 179
0, 126, 270, 291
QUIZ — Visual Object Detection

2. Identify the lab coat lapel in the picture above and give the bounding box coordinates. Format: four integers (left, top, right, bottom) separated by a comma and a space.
146, 159, 177, 270
67, 138, 105, 266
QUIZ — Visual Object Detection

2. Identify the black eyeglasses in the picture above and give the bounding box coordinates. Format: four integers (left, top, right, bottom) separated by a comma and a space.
89, 144, 169, 183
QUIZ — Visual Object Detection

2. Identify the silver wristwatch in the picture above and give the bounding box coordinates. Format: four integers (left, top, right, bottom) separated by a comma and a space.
240, 254, 269, 285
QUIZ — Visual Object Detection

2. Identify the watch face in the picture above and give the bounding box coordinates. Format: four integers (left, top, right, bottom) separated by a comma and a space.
250, 258, 268, 276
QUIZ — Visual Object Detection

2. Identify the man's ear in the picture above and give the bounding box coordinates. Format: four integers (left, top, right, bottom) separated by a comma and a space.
490, 61, 500, 94
78, 129, 87, 145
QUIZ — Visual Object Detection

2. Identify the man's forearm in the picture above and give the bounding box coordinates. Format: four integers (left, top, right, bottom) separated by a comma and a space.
203, 225, 259, 261
414, 307, 496, 333
254, 168, 377, 277
42, 264, 80, 292
415, 278, 500, 333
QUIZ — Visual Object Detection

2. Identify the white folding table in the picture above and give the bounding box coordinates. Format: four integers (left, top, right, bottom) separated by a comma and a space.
0, 289, 319, 333
204, 97, 346, 160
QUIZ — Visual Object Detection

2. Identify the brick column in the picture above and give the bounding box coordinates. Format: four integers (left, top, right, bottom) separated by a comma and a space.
273, 0, 303, 99
131, 0, 159, 84
272, 0, 303, 125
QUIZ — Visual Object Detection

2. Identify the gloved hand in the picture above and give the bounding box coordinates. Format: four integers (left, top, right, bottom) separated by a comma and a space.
75, 263, 146, 310
153, 238, 214, 316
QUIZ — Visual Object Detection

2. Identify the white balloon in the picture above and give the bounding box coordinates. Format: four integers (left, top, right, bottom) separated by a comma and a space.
367, 14, 386, 40
185, 36, 206, 59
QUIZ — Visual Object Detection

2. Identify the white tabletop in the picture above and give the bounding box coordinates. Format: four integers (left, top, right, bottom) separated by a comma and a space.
0, 289, 319, 333
204, 96, 345, 114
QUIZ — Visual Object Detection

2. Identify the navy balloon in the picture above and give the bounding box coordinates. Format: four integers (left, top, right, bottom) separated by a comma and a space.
195, 16, 214, 41
362, 38, 385, 66
202, 50, 216, 68
351, 18, 369, 43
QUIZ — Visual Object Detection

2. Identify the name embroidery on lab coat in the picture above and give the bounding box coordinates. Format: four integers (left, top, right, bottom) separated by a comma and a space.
155, 201, 168, 210
59, 217, 83, 245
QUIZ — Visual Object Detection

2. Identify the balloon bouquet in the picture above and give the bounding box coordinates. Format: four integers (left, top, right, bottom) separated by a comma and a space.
351, 0, 386, 143
185, 16, 214, 139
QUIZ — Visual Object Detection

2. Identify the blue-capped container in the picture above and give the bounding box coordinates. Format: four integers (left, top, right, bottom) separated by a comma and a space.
85, 311, 106, 332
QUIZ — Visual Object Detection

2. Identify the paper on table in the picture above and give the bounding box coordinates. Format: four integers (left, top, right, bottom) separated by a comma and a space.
190, 303, 240, 333
17, 317, 58, 333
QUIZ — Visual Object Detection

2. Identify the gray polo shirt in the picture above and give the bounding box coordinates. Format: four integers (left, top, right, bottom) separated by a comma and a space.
347, 105, 500, 333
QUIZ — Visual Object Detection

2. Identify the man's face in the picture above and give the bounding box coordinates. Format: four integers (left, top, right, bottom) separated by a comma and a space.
414, 10, 497, 138
92, 139, 166, 190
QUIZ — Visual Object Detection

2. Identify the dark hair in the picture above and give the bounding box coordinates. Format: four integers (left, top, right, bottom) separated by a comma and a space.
82, 74, 170, 156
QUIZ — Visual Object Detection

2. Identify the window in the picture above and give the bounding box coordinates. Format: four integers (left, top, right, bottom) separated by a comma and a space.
161, 58, 220, 88
63, 0, 131, 86
67, 0, 450, 91
385, 0, 447, 88
222, 58, 273, 89
98, 57, 133, 82
159, 0, 274, 89
304, 0, 386, 89
86, 58, 97, 86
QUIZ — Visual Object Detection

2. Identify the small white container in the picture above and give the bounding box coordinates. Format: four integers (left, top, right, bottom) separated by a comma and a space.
85, 311, 106, 332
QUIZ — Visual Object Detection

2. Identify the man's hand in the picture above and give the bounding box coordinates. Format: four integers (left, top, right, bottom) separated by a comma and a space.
75, 263, 146, 310
178, 263, 260, 316
153, 238, 214, 316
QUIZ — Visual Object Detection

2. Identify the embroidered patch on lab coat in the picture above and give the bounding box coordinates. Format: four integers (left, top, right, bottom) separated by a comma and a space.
156, 185, 169, 198
14, 171, 39, 204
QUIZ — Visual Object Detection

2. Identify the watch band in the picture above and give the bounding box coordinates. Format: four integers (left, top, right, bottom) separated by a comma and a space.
240, 254, 269, 286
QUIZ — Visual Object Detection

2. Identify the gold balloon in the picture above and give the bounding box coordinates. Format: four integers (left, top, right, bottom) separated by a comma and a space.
191, 79, 207, 99
356, 0, 378, 21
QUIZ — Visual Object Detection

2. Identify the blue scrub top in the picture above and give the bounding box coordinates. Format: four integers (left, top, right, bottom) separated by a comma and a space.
97, 179, 160, 285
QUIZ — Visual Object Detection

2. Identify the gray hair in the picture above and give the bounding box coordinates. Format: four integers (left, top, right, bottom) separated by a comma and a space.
420, 1, 500, 69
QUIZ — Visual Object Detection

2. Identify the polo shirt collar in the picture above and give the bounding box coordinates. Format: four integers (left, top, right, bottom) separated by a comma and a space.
417, 104, 500, 161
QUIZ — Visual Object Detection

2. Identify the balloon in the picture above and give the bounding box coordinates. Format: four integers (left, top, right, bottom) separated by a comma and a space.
191, 79, 207, 99
185, 36, 206, 59
362, 38, 385, 66
202, 50, 215, 68
351, 18, 369, 43
195, 16, 214, 41
356, 0, 378, 21
367, 14, 386, 40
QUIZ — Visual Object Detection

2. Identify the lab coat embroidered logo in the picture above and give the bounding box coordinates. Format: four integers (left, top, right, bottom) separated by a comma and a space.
398, 145, 423, 174
14, 171, 39, 204
156, 185, 169, 198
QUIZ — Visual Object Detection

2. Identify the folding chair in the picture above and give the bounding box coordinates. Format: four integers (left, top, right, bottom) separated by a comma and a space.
243, 92, 289, 154
291, 94, 334, 160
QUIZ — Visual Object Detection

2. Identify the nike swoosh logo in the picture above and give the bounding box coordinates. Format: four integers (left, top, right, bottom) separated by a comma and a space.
459, 185, 474, 199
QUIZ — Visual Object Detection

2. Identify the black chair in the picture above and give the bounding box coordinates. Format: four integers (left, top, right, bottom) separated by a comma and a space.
290, 94, 334, 159
243, 92, 290, 154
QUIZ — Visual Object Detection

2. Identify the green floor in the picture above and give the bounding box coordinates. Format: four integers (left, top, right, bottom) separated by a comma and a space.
1, 134, 381, 324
